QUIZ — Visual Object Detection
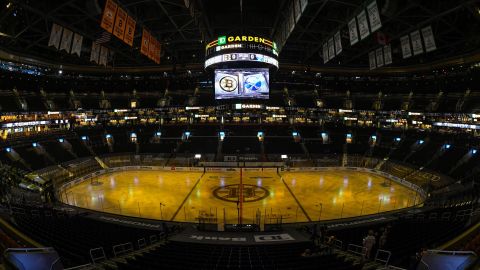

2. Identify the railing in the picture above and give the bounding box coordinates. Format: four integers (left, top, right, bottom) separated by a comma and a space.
89, 247, 106, 264
112, 242, 133, 257
375, 249, 392, 266
347, 243, 367, 257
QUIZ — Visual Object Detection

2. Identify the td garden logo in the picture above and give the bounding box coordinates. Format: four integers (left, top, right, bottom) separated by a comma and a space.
218, 36, 227, 45
207, 35, 277, 50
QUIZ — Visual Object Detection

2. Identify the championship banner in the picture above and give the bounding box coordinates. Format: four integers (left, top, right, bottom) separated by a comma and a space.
113, 6, 127, 40
375, 47, 384, 67
154, 40, 161, 64
300, 0, 308, 12
288, 4, 295, 33
48, 23, 63, 49
400, 35, 412, 59
369, 50, 376, 70
100, 0, 118, 33
71, 33, 83, 56
90, 42, 100, 63
99, 46, 109, 66
334, 31, 342, 55
294, 0, 302, 22
148, 35, 156, 60
140, 28, 150, 56
348, 17, 359, 45
383, 44, 392, 65
421, 26, 436, 52
59, 28, 73, 52
123, 16, 136, 46
357, 10, 370, 40
410, 30, 423, 55
322, 42, 328, 63
367, 0, 382, 32
328, 37, 335, 60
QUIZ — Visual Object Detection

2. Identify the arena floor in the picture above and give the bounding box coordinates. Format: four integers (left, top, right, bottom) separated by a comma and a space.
60, 169, 422, 225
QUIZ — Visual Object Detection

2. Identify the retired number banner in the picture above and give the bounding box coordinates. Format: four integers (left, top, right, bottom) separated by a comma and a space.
113, 6, 127, 40
123, 16, 136, 46
100, 0, 118, 33
140, 28, 150, 56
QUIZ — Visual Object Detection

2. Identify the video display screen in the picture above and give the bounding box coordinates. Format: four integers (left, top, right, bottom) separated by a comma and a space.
214, 68, 269, 100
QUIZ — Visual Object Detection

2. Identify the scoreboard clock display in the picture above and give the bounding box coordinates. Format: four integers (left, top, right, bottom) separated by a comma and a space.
205, 35, 279, 70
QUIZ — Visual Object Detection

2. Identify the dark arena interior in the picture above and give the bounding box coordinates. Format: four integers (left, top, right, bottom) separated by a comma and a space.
1, 0, 480, 269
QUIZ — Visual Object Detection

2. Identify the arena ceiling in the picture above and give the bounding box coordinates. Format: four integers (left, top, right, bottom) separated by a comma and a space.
0, 0, 479, 70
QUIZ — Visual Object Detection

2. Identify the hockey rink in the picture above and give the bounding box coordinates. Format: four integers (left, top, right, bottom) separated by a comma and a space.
61, 168, 422, 225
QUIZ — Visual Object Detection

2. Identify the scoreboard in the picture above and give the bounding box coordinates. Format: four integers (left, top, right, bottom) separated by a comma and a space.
205, 35, 279, 70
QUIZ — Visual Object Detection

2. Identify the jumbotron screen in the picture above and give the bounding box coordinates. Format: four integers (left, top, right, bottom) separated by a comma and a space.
214, 68, 269, 100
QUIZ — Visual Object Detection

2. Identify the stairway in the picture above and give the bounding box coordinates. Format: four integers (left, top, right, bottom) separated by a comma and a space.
95, 157, 109, 169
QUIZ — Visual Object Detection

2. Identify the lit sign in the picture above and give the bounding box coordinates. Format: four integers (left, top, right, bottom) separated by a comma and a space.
433, 122, 480, 129
235, 104, 263, 109
2, 121, 49, 128
205, 53, 279, 69
207, 35, 277, 50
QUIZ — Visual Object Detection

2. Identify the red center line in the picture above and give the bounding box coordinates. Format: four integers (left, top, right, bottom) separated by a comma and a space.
239, 168, 243, 224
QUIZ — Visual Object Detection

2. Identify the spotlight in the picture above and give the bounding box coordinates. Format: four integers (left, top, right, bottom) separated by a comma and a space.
81, 136, 88, 141
444, 144, 451, 149
155, 131, 161, 137
58, 138, 64, 143
472, 149, 477, 155
281, 154, 288, 159
32, 142, 38, 147
418, 140, 424, 144
395, 137, 401, 142
5, 147, 11, 152
194, 154, 201, 159
58, 70, 63, 75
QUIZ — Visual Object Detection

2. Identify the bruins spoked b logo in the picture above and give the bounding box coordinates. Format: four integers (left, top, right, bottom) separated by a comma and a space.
213, 184, 269, 203
219, 76, 238, 92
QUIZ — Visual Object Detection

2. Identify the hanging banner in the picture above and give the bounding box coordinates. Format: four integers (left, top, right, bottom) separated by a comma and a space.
100, 0, 118, 33
113, 6, 127, 40
367, 1, 382, 32
294, 0, 302, 22
322, 42, 328, 64
289, 5, 295, 33
421, 26, 436, 52
99, 46, 109, 66
348, 18, 359, 45
90, 42, 101, 63
328, 37, 335, 60
59, 28, 73, 52
375, 48, 384, 67
334, 31, 342, 55
148, 35, 156, 60
383, 44, 392, 65
369, 51, 376, 70
400, 35, 412, 59
357, 10, 370, 40
154, 40, 161, 64
140, 28, 150, 56
123, 16, 136, 46
300, 0, 308, 13
71, 33, 83, 56
48, 23, 63, 49
410, 30, 423, 55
